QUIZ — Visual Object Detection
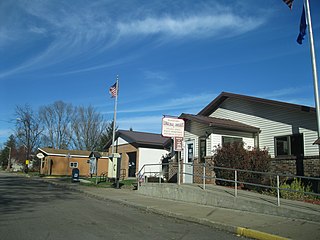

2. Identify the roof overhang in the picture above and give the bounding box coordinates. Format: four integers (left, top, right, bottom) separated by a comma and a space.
104, 130, 169, 150
198, 92, 316, 116
38, 148, 109, 159
180, 113, 260, 134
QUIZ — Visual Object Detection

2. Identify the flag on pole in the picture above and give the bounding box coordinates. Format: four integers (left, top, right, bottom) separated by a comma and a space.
109, 82, 118, 98
282, 0, 294, 9
297, 6, 307, 45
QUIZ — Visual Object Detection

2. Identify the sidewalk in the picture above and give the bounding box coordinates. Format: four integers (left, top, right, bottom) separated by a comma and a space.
42, 178, 320, 240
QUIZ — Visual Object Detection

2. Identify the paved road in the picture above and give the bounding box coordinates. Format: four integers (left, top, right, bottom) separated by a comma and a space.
0, 173, 247, 240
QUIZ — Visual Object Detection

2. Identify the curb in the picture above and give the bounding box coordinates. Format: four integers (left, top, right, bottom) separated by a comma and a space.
43, 179, 290, 240
236, 227, 289, 240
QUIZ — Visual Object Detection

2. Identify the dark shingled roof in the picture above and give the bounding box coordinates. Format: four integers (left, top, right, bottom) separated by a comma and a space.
198, 92, 315, 116
38, 147, 109, 158
180, 113, 260, 133
104, 130, 170, 150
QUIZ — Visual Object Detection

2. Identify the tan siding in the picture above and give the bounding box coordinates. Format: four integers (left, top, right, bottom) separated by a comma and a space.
42, 155, 108, 176
108, 144, 137, 179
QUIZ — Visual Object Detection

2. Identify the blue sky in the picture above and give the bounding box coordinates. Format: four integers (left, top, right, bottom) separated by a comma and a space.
1, 0, 320, 145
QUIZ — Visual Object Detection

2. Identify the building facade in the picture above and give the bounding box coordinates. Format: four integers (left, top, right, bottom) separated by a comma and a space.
178, 92, 320, 182
38, 148, 109, 177
104, 130, 170, 179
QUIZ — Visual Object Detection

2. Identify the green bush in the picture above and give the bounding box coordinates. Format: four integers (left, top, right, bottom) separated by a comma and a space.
280, 178, 313, 201
213, 141, 271, 190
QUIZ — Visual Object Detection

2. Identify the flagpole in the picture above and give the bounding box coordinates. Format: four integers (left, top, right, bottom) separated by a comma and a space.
304, 0, 320, 137
111, 75, 119, 154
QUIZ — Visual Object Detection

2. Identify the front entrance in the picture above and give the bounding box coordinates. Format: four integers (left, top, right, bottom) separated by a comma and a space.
127, 152, 137, 178
184, 141, 194, 183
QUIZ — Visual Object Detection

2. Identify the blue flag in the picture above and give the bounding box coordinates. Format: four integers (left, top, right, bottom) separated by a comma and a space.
297, 6, 306, 44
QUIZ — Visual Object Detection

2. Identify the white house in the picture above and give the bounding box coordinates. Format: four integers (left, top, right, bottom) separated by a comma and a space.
179, 92, 319, 179
104, 130, 170, 179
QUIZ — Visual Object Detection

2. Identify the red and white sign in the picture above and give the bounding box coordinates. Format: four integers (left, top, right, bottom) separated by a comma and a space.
161, 117, 185, 138
174, 137, 183, 152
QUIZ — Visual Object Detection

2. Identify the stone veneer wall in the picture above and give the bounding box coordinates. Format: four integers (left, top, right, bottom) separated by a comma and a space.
167, 156, 215, 184
167, 155, 320, 185
270, 155, 320, 177
193, 157, 215, 184
167, 163, 178, 183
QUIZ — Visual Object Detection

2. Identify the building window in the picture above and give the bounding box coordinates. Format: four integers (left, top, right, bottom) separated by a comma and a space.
275, 136, 290, 156
275, 134, 304, 157
70, 162, 78, 168
187, 143, 193, 163
199, 139, 206, 163
222, 136, 243, 146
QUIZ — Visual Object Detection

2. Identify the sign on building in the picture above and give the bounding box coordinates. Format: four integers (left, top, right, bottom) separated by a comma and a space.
174, 137, 183, 152
161, 117, 185, 138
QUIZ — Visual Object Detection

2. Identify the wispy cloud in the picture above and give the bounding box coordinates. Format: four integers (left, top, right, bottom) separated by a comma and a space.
258, 87, 304, 99
103, 92, 215, 114
117, 14, 264, 39
116, 92, 218, 132
140, 70, 174, 95
0, 1, 266, 79
256, 86, 315, 106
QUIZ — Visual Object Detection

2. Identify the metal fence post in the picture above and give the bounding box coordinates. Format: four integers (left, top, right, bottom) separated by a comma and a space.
203, 163, 206, 190
277, 175, 280, 206
177, 155, 181, 185
137, 176, 139, 190
235, 170, 238, 197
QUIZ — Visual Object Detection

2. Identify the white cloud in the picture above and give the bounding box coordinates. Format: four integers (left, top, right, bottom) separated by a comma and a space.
29, 26, 47, 34
258, 87, 304, 99
103, 93, 215, 115
256, 87, 315, 107
117, 14, 264, 39
0, 1, 266, 78
116, 93, 218, 132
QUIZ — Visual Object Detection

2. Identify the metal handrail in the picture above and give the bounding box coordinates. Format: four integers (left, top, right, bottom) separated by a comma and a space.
137, 162, 320, 205
213, 165, 320, 181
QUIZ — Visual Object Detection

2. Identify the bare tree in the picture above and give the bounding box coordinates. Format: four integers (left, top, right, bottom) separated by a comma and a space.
72, 105, 108, 151
39, 101, 74, 149
15, 104, 43, 161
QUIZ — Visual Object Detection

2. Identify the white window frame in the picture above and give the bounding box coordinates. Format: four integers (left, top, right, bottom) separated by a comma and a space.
222, 136, 243, 145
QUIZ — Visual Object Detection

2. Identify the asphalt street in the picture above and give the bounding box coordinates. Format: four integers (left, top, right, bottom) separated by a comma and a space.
0, 173, 248, 240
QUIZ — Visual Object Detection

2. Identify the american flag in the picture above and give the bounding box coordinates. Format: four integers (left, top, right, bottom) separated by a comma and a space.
109, 82, 118, 98
283, 0, 294, 10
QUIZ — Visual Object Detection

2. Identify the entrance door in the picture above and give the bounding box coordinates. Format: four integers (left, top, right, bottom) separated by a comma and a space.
184, 141, 194, 183
127, 152, 137, 178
